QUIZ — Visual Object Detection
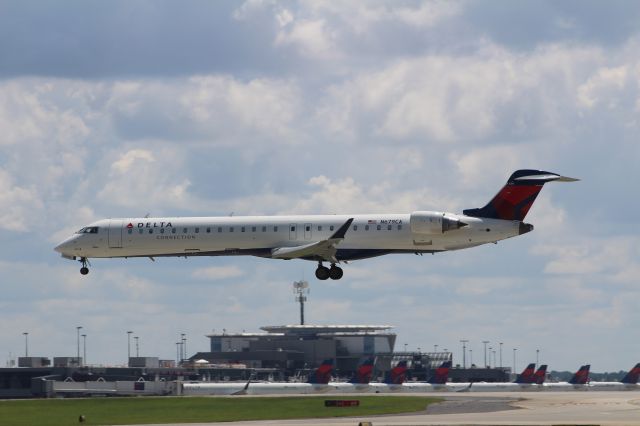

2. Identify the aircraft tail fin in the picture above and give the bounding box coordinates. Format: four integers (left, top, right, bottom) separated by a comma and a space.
514, 363, 537, 383
427, 361, 452, 384
569, 365, 590, 384
621, 363, 640, 384
349, 357, 376, 385
307, 359, 334, 384
463, 170, 578, 221
384, 360, 408, 385
533, 365, 548, 385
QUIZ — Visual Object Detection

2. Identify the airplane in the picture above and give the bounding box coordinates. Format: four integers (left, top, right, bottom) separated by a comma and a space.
369, 360, 409, 392
462, 363, 546, 392
533, 364, 548, 385
331, 357, 377, 393
182, 359, 338, 395
543, 365, 590, 391
587, 363, 640, 391
54, 169, 578, 280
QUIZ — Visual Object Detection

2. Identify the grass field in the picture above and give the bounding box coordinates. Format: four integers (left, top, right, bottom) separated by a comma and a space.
0, 395, 441, 425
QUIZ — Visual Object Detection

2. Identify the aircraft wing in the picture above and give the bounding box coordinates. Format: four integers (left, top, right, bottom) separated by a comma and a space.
271, 218, 353, 262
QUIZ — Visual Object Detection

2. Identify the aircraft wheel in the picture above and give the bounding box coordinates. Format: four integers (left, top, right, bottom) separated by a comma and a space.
315, 266, 330, 280
80, 267, 89, 275
329, 265, 343, 280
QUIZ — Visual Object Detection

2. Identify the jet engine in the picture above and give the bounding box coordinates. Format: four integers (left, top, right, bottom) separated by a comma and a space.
410, 211, 468, 234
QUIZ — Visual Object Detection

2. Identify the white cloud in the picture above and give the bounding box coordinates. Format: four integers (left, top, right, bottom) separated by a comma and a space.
192, 266, 245, 281
0, 169, 43, 231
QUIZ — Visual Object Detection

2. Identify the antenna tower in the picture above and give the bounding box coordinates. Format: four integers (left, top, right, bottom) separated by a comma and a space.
292, 280, 310, 325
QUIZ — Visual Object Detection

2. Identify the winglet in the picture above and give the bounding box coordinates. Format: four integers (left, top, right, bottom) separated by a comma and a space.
329, 218, 354, 240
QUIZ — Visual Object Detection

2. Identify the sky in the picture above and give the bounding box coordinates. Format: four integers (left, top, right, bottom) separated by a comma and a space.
1, 0, 639, 373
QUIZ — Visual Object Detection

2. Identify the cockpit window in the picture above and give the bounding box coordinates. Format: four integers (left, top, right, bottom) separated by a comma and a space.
76, 227, 99, 234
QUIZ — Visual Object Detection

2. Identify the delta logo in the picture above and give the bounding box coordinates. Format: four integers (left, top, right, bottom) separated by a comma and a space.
127, 222, 173, 229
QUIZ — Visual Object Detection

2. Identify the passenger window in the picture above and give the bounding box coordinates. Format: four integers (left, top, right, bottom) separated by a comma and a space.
218, 227, 222, 233
290, 226, 295, 232
172, 228, 177, 234
128, 229, 132, 234
330, 225, 334, 231
353, 225, 357, 231
398, 224, 402, 230
274, 226, 278, 232
206, 227, 211, 233
160, 228, 165, 234
365, 225, 369, 231
230, 227, 234, 232
387, 225, 392, 230
183, 228, 187, 233
139, 229, 143, 234
306, 226, 310, 231
318, 225, 323, 231
241, 227, 245, 232
252, 226, 256, 232
262, 226, 266, 232
195, 228, 199, 233
149, 229, 153, 234
377, 225, 381, 230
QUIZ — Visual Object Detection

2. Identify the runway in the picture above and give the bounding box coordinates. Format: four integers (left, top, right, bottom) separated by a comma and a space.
137, 391, 640, 426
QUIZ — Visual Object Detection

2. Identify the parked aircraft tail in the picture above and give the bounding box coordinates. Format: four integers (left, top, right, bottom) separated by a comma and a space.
621, 363, 640, 384
533, 365, 548, 385
514, 363, 537, 383
569, 365, 590, 385
427, 361, 452, 384
349, 357, 376, 385
385, 361, 408, 385
308, 359, 333, 384
463, 170, 578, 221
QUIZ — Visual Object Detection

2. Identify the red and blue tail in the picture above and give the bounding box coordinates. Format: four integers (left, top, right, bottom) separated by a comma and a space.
385, 361, 408, 385
308, 359, 334, 384
514, 363, 537, 383
533, 365, 548, 385
349, 357, 376, 385
427, 361, 452, 384
463, 170, 578, 222
569, 365, 590, 384
621, 363, 640, 384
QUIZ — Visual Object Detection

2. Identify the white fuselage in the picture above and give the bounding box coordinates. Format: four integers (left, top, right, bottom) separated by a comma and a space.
54, 211, 521, 262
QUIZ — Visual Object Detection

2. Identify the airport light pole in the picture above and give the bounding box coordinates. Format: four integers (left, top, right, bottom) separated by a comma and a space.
181, 334, 186, 362
82, 334, 86, 366
23, 332, 28, 357
489, 347, 493, 368
493, 350, 496, 369
469, 349, 473, 366
176, 342, 181, 365
127, 331, 133, 366
513, 348, 517, 378
536, 349, 539, 367
134, 336, 139, 357
76, 326, 82, 365
482, 341, 489, 368
460, 340, 468, 368
499, 342, 503, 368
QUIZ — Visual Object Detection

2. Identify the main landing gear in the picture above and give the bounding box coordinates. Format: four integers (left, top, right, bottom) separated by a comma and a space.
315, 262, 343, 280
79, 257, 90, 275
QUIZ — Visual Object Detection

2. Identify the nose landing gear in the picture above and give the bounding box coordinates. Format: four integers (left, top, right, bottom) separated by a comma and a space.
315, 262, 343, 280
79, 257, 90, 275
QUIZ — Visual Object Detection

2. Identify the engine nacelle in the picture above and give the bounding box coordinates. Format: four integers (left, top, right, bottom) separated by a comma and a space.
410, 211, 468, 234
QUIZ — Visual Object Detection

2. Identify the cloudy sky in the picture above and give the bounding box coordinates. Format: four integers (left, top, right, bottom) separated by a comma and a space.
1, 0, 639, 373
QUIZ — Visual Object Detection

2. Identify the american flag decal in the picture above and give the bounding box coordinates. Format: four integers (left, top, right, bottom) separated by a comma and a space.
367, 220, 377, 224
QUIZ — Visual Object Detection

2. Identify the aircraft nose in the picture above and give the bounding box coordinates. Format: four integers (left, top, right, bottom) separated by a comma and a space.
54, 236, 75, 255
